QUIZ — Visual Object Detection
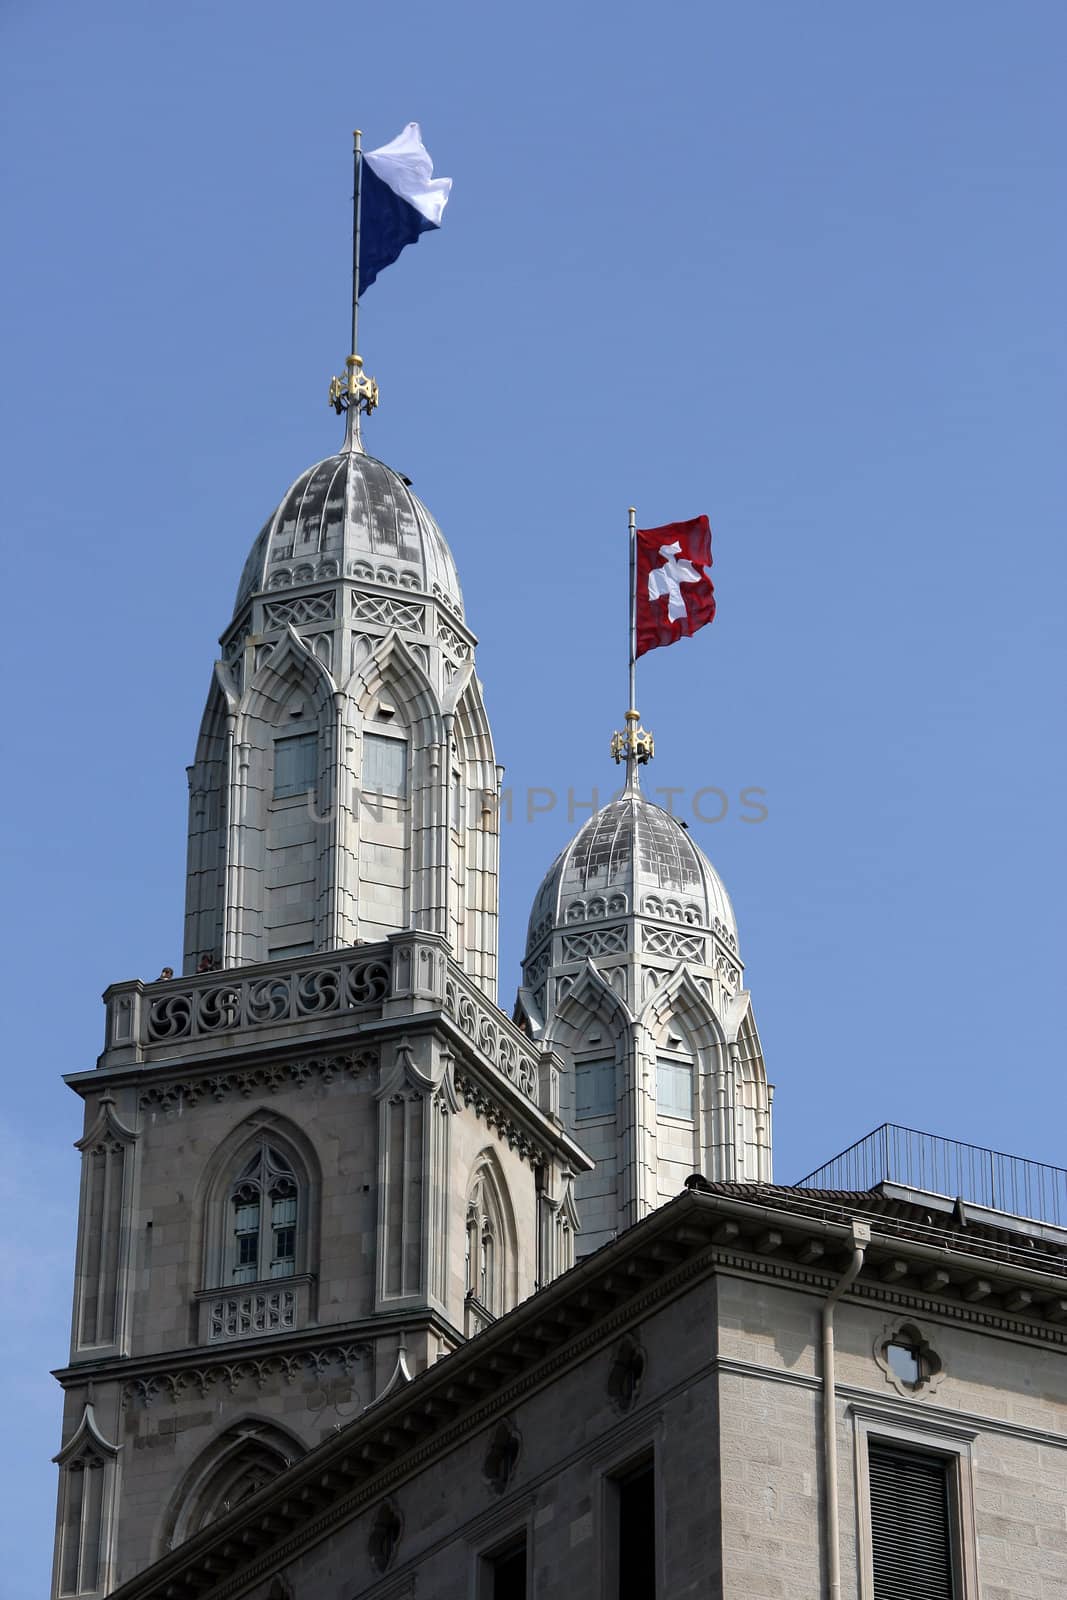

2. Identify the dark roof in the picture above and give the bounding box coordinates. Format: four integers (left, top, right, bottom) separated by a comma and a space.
686, 1177, 1067, 1278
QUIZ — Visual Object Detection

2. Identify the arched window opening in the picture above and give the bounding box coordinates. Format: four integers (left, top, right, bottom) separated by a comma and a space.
480, 1224, 494, 1305
166, 1427, 302, 1551
464, 1157, 514, 1331
229, 1144, 298, 1285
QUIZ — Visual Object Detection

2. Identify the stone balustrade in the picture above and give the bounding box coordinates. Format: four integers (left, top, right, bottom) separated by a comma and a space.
99, 935, 546, 1112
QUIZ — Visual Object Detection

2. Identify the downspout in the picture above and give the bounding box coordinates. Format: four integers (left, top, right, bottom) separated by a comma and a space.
822, 1218, 870, 1600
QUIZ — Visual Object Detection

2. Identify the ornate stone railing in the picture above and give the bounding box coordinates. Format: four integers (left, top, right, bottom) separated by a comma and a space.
443, 967, 539, 1102
99, 935, 550, 1117
197, 1279, 313, 1345
102, 945, 393, 1066
146, 957, 390, 1043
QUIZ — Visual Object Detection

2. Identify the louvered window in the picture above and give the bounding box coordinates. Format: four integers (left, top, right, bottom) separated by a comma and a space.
868, 1444, 956, 1599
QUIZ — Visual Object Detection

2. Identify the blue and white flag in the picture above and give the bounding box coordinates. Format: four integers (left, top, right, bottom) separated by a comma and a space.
360, 123, 452, 292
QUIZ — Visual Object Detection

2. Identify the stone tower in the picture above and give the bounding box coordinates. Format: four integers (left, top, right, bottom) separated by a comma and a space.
50, 410, 589, 1597
516, 733, 771, 1257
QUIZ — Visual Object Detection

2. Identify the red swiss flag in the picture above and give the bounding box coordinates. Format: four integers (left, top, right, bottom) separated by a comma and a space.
635, 515, 715, 658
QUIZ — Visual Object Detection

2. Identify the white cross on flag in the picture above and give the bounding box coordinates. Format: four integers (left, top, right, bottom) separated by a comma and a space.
635, 516, 716, 657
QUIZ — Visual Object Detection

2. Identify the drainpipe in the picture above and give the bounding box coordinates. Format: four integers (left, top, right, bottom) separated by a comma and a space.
822, 1218, 870, 1600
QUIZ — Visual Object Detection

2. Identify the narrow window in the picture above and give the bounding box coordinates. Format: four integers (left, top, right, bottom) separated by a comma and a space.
273, 731, 317, 798
484, 1535, 527, 1600
232, 1190, 261, 1284
868, 1444, 955, 1599
229, 1145, 299, 1285
480, 1227, 494, 1305
363, 732, 407, 799
656, 1057, 693, 1119
611, 1455, 656, 1600
576, 1057, 615, 1118
451, 771, 463, 832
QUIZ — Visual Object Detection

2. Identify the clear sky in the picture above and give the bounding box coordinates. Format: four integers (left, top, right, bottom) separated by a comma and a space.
2, 1, 1065, 1588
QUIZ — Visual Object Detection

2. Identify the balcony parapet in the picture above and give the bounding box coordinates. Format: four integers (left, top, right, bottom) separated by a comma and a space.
102, 945, 392, 1068
97, 934, 549, 1118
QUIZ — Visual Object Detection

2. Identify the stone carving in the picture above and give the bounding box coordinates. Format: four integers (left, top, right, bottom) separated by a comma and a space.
368, 1499, 403, 1573
266, 559, 339, 592
874, 1320, 945, 1398
436, 621, 471, 661
209, 1289, 296, 1343
561, 927, 627, 961
138, 1049, 377, 1112
144, 955, 391, 1046
482, 1418, 521, 1494
121, 1342, 372, 1409
714, 953, 741, 988
643, 927, 705, 963
444, 976, 538, 1101
523, 950, 551, 989
607, 1334, 646, 1412
351, 593, 426, 631
224, 626, 248, 656
432, 580, 463, 618
454, 1072, 544, 1166
263, 591, 336, 629
347, 560, 421, 591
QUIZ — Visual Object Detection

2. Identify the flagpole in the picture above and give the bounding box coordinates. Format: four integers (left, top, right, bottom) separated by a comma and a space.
351, 129, 362, 358
330, 129, 378, 427
628, 505, 637, 715
609, 506, 652, 784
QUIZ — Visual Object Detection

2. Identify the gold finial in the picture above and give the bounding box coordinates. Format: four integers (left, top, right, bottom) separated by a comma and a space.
611, 708, 654, 768
329, 352, 380, 417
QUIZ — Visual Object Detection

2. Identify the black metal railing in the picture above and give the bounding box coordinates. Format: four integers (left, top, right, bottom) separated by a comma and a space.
796, 1123, 1067, 1227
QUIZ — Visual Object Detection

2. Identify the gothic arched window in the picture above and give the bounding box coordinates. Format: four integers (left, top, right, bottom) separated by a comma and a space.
464, 1158, 514, 1330
228, 1143, 299, 1285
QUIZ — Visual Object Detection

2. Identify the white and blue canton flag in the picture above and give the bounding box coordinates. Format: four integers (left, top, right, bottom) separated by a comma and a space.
361, 123, 452, 291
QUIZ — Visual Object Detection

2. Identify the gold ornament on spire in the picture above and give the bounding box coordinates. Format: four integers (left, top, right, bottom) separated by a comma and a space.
611, 708, 654, 767
329, 353, 379, 417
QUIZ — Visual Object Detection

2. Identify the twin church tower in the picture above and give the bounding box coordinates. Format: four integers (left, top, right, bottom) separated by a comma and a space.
51, 301, 771, 1594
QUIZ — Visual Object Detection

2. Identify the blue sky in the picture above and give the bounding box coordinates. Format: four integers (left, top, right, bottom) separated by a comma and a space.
2, 1, 1065, 1588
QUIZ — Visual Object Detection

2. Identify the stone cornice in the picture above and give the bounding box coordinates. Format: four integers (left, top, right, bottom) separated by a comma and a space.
68, 1014, 587, 1173
52, 1308, 463, 1393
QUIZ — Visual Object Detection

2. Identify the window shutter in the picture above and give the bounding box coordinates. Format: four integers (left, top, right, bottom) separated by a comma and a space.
868, 1445, 954, 1600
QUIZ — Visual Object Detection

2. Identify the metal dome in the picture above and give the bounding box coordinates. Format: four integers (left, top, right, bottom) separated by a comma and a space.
233, 441, 463, 618
526, 789, 738, 958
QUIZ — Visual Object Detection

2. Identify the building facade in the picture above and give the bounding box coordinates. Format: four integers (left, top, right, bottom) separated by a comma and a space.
50, 375, 1067, 1600
89, 1183, 1067, 1600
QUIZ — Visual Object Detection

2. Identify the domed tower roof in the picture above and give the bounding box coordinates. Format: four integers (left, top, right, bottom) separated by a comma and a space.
525, 788, 739, 962
233, 437, 463, 619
